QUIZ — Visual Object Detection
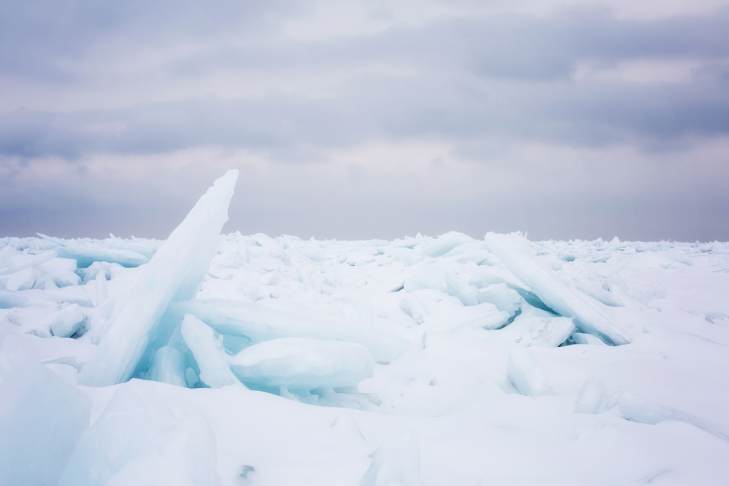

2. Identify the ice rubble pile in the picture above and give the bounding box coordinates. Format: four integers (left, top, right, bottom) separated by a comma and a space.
72, 169, 375, 394
0, 168, 633, 398
9, 169, 729, 484
0, 171, 385, 399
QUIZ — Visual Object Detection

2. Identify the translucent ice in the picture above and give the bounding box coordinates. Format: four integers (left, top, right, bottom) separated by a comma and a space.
176, 298, 404, 363
79, 170, 239, 386
476, 283, 522, 316
420, 231, 472, 258
484, 233, 629, 345
181, 314, 237, 388
230, 337, 374, 390
0, 337, 90, 486
148, 345, 187, 387
571, 332, 606, 345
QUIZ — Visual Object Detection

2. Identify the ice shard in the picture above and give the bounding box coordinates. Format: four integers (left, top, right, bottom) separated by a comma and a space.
79, 170, 239, 386
175, 298, 405, 363
180, 314, 237, 388
484, 233, 629, 345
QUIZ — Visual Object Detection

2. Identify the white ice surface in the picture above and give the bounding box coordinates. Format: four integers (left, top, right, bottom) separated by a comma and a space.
230, 337, 374, 390
484, 232, 630, 345
176, 298, 405, 363
2, 232, 729, 485
0, 335, 90, 486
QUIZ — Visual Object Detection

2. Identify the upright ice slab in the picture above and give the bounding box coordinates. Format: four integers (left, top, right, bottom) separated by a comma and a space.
484, 233, 629, 345
79, 170, 239, 386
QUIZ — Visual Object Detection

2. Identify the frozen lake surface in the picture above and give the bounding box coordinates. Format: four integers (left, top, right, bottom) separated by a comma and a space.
2, 172, 728, 485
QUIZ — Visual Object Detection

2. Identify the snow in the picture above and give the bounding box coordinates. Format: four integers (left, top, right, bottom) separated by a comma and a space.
48, 304, 87, 338
0, 335, 90, 486
230, 337, 374, 390
78, 170, 238, 386
59, 384, 221, 486
506, 347, 550, 395
2, 188, 729, 484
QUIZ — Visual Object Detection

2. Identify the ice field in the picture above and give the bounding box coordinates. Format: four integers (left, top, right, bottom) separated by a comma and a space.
1, 170, 728, 485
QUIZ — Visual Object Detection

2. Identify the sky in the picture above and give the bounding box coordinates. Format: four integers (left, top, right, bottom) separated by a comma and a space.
1, 0, 728, 241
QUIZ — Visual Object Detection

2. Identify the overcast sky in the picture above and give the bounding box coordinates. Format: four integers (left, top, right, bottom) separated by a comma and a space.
1, 0, 728, 241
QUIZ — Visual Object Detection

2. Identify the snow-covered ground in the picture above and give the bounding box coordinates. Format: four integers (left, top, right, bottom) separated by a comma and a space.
2, 172, 728, 486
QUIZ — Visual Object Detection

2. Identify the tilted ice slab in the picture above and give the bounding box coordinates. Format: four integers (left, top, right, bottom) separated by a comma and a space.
38, 233, 150, 268
484, 233, 629, 345
230, 337, 374, 390
180, 314, 238, 388
79, 170, 239, 386
175, 299, 405, 363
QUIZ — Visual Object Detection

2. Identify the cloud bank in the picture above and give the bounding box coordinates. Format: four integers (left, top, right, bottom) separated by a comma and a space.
1, 0, 728, 240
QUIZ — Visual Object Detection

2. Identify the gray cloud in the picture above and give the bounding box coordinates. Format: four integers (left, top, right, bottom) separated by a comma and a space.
168, 6, 729, 80
0, 0, 298, 80
1, 71, 727, 160
1, 1, 728, 241
1, 5, 728, 161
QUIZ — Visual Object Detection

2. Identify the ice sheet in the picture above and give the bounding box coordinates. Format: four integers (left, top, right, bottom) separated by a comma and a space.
230, 337, 374, 389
